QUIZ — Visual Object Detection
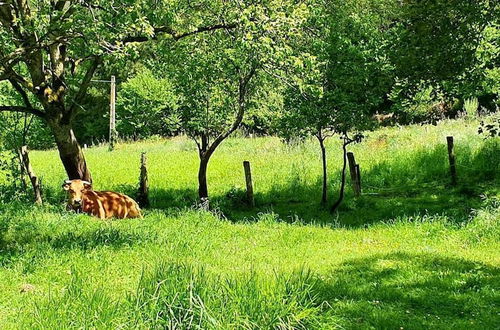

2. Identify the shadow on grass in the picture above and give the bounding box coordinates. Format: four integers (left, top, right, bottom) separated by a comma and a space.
220, 140, 499, 226
314, 252, 500, 329
0, 216, 151, 268
27, 252, 500, 328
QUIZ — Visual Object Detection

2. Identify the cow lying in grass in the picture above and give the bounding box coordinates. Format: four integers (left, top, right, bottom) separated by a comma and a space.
62, 179, 142, 219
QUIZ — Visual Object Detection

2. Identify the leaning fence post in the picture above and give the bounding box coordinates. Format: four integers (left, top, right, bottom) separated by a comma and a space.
347, 152, 361, 196
138, 152, 149, 207
19, 146, 42, 204
17, 151, 27, 191
243, 161, 255, 207
447, 136, 457, 185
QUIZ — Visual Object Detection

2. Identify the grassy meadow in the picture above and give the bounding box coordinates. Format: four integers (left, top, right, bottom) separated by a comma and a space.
0, 118, 499, 328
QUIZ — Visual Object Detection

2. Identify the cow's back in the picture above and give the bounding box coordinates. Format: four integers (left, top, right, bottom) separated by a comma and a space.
82, 191, 106, 219
95, 191, 142, 219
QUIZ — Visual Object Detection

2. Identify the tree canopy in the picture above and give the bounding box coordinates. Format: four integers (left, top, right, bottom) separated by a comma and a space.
0, 0, 497, 196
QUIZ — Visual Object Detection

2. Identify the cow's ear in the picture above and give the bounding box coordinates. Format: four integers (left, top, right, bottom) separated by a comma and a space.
82, 181, 92, 190
62, 180, 72, 190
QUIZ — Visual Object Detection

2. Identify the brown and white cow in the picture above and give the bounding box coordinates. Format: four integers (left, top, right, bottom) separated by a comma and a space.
62, 179, 142, 219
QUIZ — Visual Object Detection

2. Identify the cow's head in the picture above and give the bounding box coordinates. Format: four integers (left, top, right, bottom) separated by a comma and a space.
62, 179, 92, 209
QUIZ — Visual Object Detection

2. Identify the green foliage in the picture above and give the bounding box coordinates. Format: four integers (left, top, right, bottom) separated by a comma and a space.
0, 82, 54, 150
479, 113, 500, 138
275, 0, 392, 141
2, 0, 498, 152
117, 67, 179, 139
157, 1, 308, 144
0, 150, 26, 203
324, 0, 394, 124
389, 84, 452, 124
387, 0, 495, 85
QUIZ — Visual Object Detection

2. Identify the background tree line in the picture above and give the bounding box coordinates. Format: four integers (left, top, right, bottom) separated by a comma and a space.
0, 0, 498, 203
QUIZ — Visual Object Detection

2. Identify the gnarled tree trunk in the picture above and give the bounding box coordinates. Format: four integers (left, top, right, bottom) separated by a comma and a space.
331, 135, 351, 213
48, 119, 92, 182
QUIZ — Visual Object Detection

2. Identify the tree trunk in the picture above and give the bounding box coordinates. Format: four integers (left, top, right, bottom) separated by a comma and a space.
331, 139, 348, 213
198, 154, 210, 201
194, 65, 257, 206
317, 135, 328, 205
48, 120, 92, 182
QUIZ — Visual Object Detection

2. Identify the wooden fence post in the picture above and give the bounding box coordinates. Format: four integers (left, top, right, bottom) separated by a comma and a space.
447, 136, 457, 185
347, 152, 361, 196
243, 161, 255, 207
355, 164, 361, 195
19, 146, 42, 204
138, 152, 149, 207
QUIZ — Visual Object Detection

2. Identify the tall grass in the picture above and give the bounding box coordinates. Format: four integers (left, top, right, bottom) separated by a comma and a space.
26, 261, 324, 329
464, 97, 479, 118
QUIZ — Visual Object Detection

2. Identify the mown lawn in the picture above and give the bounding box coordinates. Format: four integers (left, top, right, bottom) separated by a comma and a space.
0, 118, 498, 328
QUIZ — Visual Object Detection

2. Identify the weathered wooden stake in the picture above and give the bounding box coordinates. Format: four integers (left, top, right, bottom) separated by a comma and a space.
243, 161, 255, 207
355, 164, 362, 195
347, 152, 361, 196
138, 152, 149, 207
17, 151, 28, 191
447, 136, 457, 185
19, 146, 42, 204
109, 75, 116, 151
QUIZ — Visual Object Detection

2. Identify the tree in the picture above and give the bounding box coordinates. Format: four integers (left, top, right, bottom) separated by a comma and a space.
277, 94, 335, 206
148, 1, 309, 203
177, 49, 257, 204
387, 0, 496, 85
276, 0, 390, 208
117, 67, 179, 139
0, 0, 237, 181
386, 0, 498, 118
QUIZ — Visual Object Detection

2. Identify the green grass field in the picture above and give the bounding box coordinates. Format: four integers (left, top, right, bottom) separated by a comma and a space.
0, 119, 499, 329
